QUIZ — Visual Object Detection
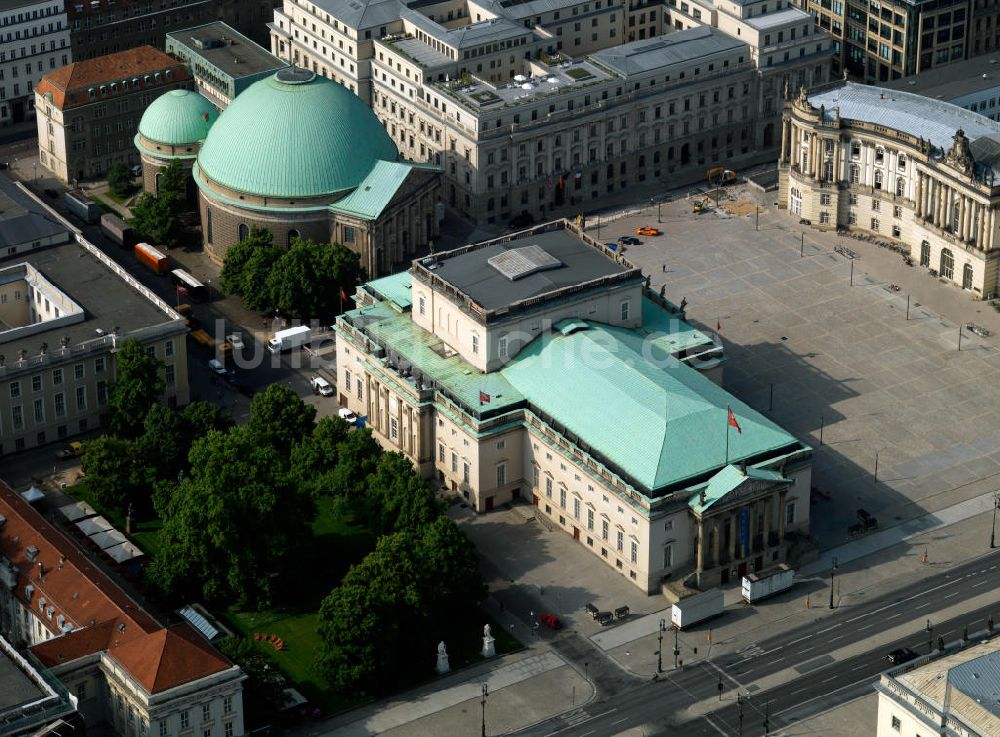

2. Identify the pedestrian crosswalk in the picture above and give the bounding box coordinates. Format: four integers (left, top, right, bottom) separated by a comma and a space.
563, 709, 591, 727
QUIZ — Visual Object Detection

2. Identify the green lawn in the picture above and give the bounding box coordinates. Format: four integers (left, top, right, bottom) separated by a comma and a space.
88, 194, 120, 214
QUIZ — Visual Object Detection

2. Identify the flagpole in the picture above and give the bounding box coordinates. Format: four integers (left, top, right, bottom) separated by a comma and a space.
725, 404, 730, 465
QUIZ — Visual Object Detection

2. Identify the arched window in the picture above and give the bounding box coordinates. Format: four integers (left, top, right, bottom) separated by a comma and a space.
951, 202, 961, 233
850, 164, 859, 184
920, 240, 930, 267
790, 187, 802, 216
238, 223, 249, 242
940, 248, 954, 280
897, 154, 907, 171
895, 178, 905, 197
823, 160, 834, 182
874, 170, 883, 190
206, 207, 213, 244
963, 263, 974, 290
287, 229, 299, 248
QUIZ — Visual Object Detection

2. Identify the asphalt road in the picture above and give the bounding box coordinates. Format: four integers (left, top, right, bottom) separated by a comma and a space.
515, 550, 1000, 736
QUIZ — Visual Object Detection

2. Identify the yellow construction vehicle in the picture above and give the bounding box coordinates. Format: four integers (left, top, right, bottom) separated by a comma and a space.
707, 167, 737, 187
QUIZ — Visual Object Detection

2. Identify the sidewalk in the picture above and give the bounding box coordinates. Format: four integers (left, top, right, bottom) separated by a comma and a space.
595, 491, 1000, 677
318, 650, 591, 737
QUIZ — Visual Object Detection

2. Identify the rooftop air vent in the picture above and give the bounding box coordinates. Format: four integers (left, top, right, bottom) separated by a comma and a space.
488, 245, 563, 281
25, 546, 39, 562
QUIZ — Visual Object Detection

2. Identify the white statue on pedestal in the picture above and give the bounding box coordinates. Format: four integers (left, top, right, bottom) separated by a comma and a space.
436, 641, 450, 674
481, 624, 496, 658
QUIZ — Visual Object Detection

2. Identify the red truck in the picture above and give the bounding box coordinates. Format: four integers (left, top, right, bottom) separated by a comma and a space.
134, 242, 169, 275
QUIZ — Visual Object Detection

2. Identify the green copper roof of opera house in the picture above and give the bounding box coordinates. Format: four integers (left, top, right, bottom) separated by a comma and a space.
196, 68, 398, 199
341, 274, 806, 496
136, 89, 218, 146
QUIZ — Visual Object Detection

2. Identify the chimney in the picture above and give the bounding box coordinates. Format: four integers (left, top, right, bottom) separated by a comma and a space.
739, 461, 747, 476
699, 490, 707, 507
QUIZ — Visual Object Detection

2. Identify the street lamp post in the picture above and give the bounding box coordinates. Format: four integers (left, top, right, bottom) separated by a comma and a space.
926, 619, 933, 654
658, 200, 662, 223
828, 556, 838, 609
674, 626, 680, 669
990, 493, 999, 548
480, 682, 488, 737
737, 693, 744, 737
657, 619, 665, 673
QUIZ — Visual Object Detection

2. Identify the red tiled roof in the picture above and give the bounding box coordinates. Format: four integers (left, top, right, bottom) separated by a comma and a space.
36, 46, 190, 110
0, 481, 231, 693
109, 623, 234, 694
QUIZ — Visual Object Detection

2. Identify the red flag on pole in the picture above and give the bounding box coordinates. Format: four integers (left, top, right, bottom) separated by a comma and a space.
340, 287, 348, 302
479, 390, 490, 405
728, 407, 742, 434
716, 319, 721, 332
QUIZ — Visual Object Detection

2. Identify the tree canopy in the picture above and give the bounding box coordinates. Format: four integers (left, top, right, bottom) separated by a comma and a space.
220, 235, 362, 319
127, 161, 188, 247
107, 338, 164, 438
106, 161, 133, 198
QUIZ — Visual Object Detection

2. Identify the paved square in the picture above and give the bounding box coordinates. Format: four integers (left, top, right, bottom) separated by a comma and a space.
611, 189, 1000, 547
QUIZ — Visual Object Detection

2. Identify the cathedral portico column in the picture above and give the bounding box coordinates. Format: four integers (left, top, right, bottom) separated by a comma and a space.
696, 519, 705, 574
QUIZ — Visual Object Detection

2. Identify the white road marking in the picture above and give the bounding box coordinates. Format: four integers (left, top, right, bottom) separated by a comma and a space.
611, 717, 628, 726
973, 580, 990, 588
852, 663, 871, 671
821, 675, 839, 684
944, 592, 959, 599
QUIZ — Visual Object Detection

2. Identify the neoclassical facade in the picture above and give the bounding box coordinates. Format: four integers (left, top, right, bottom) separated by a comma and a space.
779, 81, 1000, 297
191, 67, 440, 277
336, 220, 812, 593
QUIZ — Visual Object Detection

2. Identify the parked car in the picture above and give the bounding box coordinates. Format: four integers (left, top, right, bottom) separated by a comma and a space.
619, 236, 641, 246
636, 226, 661, 236
539, 613, 562, 630
338, 408, 358, 425
131, 164, 142, 177
886, 647, 918, 665
207, 358, 228, 376
226, 333, 245, 350
310, 376, 334, 396
603, 242, 618, 251
56, 441, 84, 459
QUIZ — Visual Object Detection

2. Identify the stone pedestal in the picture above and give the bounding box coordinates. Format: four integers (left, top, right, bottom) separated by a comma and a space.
481, 634, 496, 658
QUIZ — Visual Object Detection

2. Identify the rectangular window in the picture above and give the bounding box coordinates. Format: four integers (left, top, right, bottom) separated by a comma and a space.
164, 366, 175, 388
620, 301, 630, 321
439, 444, 445, 463
871, 217, 879, 231
663, 544, 673, 568
891, 716, 901, 731
52, 368, 63, 386
559, 487, 567, 509
786, 502, 795, 525
871, 199, 880, 212
418, 296, 426, 315
54, 393, 65, 418
76, 386, 86, 411
180, 712, 189, 730
165, 339, 174, 358
31, 375, 42, 392
451, 452, 457, 473
356, 378, 363, 400
95, 356, 105, 372
33, 398, 44, 423
160, 724, 167, 737
616, 529, 624, 552
12, 405, 23, 430
223, 696, 233, 716
631, 540, 638, 563
587, 508, 594, 530
498, 336, 507, 358
602, 519, 609, 540
10, 381, 20, 399
463, 462, 470, 483
224, 725, 233, 737
545, 477, 553, 498
202, 704, 210, 723
74, 363, 84, 380
390, 417, 398, 439
573, 497, 581, 520
496, 463, 506, 487
472, 334, 479, 354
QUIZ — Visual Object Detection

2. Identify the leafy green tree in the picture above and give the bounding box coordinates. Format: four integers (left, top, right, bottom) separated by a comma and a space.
415, 516, 486, 620
107, 338, 164, 438
318, 428, 381, 501
136, 403, 186, 481
178, 400, 233, 439
266, 238, 362, 319
247, 385, 316, 453
317, 533, 425, 693
219, 227, 274, 295
217, 637, 286, 721
107, 161, 133, 198
239, 241, 284, 311
129, 192, 181, 248
149, 425, 316, 607
157, 159, 187, 206
289, 416, 350, 495
80, 435, 148, 512
363, 452, 440, 535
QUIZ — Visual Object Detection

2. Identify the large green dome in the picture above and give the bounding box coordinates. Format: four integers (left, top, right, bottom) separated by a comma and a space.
196, 68, 399, 199
137, 89, 218, 145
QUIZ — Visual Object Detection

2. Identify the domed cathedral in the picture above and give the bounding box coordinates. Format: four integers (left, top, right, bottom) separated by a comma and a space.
135, 89, 219, 206
191, 67, 441, 277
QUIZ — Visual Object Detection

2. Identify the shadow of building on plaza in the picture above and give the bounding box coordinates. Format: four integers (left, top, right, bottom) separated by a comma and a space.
717, 337, 919, 556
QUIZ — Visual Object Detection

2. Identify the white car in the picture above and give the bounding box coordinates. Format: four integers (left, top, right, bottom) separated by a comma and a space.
310, 376, 334, 396
226, 333, 245, 350
338, 408, 358, 425
207, 358, 228, 375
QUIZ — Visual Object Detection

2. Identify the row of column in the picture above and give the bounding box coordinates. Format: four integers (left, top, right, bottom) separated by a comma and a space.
916, 172, 996, 250
785, 120, 837, 182
696, 489, 789, 573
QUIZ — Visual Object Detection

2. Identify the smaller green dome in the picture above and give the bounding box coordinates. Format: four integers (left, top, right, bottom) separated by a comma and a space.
138, 89, 218, 145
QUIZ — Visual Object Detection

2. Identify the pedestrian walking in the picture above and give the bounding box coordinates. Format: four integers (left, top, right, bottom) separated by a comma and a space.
662, 264, 666, 273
